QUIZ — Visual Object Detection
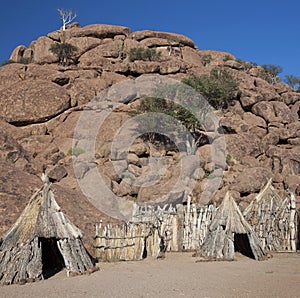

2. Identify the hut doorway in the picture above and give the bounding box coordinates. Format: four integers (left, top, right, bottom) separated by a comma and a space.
234, 233, 255, 259
39, 238, 65, 279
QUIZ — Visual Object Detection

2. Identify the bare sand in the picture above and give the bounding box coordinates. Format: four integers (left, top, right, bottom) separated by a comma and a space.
0, 252, 299, 298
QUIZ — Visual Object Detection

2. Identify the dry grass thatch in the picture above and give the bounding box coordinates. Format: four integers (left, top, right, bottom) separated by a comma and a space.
196, 192, 267, 261
0, 180, 93, 285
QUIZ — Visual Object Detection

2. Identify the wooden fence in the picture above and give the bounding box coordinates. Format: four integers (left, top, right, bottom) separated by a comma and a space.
95, 184, 298, 262
244, 180, 298, 252
95, 196, 216, 262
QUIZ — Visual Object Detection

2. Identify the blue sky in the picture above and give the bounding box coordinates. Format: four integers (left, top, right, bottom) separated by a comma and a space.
0, 0, 299, 79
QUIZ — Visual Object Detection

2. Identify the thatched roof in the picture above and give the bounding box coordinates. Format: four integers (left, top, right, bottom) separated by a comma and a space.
197, 192, 266, 261
1, 183, 81, 250
0, 180, 93, 285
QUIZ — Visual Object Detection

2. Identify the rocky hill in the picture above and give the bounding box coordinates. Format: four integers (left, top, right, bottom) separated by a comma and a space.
0, 23, 299, 251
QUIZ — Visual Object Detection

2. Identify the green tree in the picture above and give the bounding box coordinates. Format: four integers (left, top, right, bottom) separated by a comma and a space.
182, 68, 239, 109
261, 64, 283, 76
49, 42, 78, 65
285, 74, 300, 89
129, 97, 203, 150
128, 47, 161, 62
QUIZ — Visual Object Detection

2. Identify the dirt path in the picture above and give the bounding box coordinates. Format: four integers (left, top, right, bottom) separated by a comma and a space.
0, 252, 299, 298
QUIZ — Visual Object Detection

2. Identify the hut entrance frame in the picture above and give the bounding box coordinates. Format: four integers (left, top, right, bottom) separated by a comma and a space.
0, 180, 94, 285
233, 233, 255, 259
39, 237, 65, 279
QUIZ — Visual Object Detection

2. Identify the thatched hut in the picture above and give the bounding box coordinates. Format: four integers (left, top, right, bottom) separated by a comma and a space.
0, 179, 94, 285
244, 178, 298, 251
196, 192, 266, 261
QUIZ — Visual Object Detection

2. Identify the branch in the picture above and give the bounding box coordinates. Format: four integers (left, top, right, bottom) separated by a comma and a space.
57, 8, 77, 31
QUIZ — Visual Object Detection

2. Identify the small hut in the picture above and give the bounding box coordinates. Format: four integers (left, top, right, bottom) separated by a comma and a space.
244, 178, 298, 251
196, 192, 266, 261
0, 179, 94, 285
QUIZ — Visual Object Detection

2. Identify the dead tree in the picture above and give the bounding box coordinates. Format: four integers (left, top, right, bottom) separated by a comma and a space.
58, 8, 77, 31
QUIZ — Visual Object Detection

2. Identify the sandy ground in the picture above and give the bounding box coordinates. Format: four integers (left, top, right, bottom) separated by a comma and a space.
0, 252, 299, 298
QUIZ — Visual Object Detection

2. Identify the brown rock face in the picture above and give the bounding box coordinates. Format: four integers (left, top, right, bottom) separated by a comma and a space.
9, 45, 27, 62
131, 30, 195, 48
252, 101, 295, 124
231, 167, 272, 194
0, 129, 37, 174
67, 36, 102, 55
280, 92, 300, 105
0, 79, 70, 124
67, 24, 131, 39
0, 63, 28, 90
0, 160, 41, 237
1, 22, 300, 250
30, 36, 58, 64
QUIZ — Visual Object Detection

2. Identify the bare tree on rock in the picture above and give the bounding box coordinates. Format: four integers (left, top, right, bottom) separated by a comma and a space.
58, 8, 77, 31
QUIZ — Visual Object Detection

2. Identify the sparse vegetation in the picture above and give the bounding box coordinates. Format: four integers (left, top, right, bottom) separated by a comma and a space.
49, 42, 78, 65
284, 74, 300, 90
261, 64, 283, 76
223, 55, 233, 62
129, 96, 203, 148
128, 47, 161, 62
1, 57, 31, 66
226, 155, 232, 163
236, 59, 256, 71
19, 57, 32, 64
201, 54, 212, 66
1, 60, 15, 66
204, 173, 215, 179
182, 68, 239, 109
167, 36, 181, 44
67, 147, 85, 157
116, 42, 126, 60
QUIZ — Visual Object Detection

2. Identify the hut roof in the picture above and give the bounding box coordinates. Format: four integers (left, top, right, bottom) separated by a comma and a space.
0, 179, 93, 285
243, 178, 288, 221
1, 183, 82, 251
197, 192, 267, 261
210, 192, 254, 235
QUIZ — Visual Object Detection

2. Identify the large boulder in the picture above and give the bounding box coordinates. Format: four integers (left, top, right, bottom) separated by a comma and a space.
266, 146, 300, 178
280, 92, 300, 105
238, 76, 280, 108
0, 63, 27, 91
66, 36, 102, 55
78, 39, 120, 60
231, 167, 272, 194
64, 24, 132, 39
0, 160, 41, 237
9, 45, 27, 62
22, 64, 70, 84
252, 101, 295, 124
225, 133, 262, 159
0, 79, 70, 124
29, 36, 58, 64
131, 30, 195, 48
0, 129, 38, 174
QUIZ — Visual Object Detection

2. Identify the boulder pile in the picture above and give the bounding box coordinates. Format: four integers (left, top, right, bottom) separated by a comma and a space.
0, 23, 299, 248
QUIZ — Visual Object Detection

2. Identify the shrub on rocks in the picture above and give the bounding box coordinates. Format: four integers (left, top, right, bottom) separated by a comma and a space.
182, 67, 239, 109
128, 47, 161, 62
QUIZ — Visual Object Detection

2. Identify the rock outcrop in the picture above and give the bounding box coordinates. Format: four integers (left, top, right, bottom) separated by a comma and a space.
1, 23, 299, 248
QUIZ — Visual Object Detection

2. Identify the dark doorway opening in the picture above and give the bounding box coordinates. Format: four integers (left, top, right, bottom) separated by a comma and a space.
39, 238, 65, 279
142, 237, 148, 259
234, 233, 255, 259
